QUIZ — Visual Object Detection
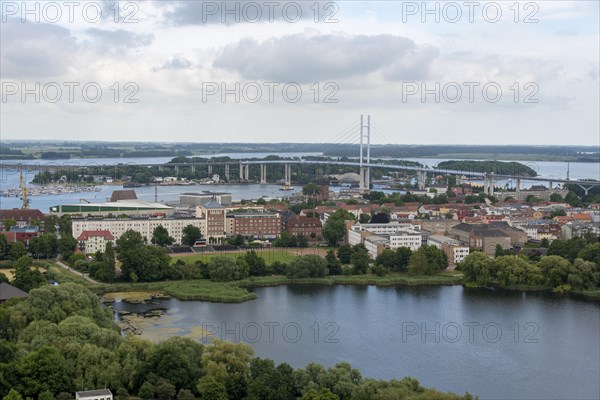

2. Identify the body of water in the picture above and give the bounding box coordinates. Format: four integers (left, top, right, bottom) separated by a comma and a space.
111, 285, 600, 400
1, 153, 598, 211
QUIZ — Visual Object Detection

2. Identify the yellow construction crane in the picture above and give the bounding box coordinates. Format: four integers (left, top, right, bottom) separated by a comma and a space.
19, 169, 29, 209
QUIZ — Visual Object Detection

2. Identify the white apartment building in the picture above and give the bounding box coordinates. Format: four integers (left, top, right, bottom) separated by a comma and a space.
76, 230, 114, 254
388, 231, 423, 251
348, 222, 422, 258
427, 235, 470, 266
72, 217, 205, 244
350, 222, 419, 235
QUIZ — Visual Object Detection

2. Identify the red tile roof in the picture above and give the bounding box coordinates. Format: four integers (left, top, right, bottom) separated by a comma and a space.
77, 230, 114, 241
0, 209, 44, 222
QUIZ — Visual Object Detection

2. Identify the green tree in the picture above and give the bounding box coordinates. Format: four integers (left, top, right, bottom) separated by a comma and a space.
301, 388, 339, 400
201, 340, 254, 400
537, 255, 571, 288
286, 255, 328, 279
408, 246, 448, 275
116, 230, 145, 281
136, 246, 171, 282
549, 193, 563, 202
3, 389, 23, 400
44, 215, 58, 233
3, 219, 17, 231
0, 272, 8, 283
152, 225, 175, 247
14, 346, 72, 396
540, 238, 550, 248
273, 232, 298, 248
0, 234, 8, 259
197, 376, 228, 400
228, 234, 245, 246
38, 391, 55, 400
9, 242, 27, 261
350, 244, 370, 275
105, 242, 116, 269
302, 183, 321, 197
244, 250, 267, 276
394, 247, 413, 272
325, 250, 342, 275
375, 249, 396, 270
143, 337, 203, 391
578, 243, 600, 268
459, 252, 492, 286
176, 389, 195, 400
494, 256, 543, 287
322, 209, 355, 246
337, 244, 353, 264
208, 255, 249, 281
181, 225, 202, 246
359, 214, 371, 224
57, 235, 78, 260
156, 378, 177, 400
494, 244, 505, 258
138, 381, 155, 399
12, 256, 45, 292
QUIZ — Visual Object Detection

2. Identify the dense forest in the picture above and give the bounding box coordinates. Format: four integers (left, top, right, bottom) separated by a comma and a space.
0, 283, 477, 400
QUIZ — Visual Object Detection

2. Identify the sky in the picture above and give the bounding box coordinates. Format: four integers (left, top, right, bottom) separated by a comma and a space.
0, 0, 599, 146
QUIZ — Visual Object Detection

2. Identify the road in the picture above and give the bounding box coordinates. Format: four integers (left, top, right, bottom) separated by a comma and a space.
55, 260, 100, 284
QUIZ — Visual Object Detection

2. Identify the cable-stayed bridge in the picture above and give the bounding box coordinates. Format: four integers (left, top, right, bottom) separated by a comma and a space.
2, 116, 599, 195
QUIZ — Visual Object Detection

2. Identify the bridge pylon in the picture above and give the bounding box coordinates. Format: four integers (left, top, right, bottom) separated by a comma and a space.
359, 115, 371, 193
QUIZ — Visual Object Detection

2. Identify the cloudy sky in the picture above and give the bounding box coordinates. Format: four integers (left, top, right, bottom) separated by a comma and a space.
1, 0, 598, 145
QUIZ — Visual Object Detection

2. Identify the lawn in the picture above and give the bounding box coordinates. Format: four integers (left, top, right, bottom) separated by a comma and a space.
171, 248, 329, 265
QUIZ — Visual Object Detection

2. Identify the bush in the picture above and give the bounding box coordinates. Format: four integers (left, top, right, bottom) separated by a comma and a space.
208, 256, 249, 281
286, 255, 328, 279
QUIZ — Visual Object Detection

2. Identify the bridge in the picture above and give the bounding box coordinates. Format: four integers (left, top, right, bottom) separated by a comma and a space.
2, 116, 599, 195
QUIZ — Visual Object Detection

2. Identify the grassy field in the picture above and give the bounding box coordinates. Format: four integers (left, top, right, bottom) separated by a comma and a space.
171, 248, 328, 265
0, 269, 15, 281
96, 280, 257, 303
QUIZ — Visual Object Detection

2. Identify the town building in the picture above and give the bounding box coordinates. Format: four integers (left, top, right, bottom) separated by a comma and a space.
77, 230, 115, 254
451, 223, 511, 256
50, 199, 173, 217
0, 209, 45, 228
72, 216, 205, 244
427, 235, 470, 266
561, 222, 600, 240
196, 201, 227, 239
180, 192, 233, 207
227, 211, 281, 239
4, 226, 40, 246
286, 215, 322, 239
347, 221, 422, 257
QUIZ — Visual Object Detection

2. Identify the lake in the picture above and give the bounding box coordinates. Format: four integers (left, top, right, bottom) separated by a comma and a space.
111, 284, 600, 400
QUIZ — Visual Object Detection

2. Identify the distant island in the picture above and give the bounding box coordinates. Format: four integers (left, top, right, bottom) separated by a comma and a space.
1, 141, 599, 162
436, 160, 538, 177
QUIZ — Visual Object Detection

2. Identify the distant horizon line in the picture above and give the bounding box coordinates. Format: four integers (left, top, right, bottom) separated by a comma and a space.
2, 140, 598, 148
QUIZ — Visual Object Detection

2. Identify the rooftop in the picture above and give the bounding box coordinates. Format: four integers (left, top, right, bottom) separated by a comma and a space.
0, 282, 29, 301
76, 389, 112, 398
